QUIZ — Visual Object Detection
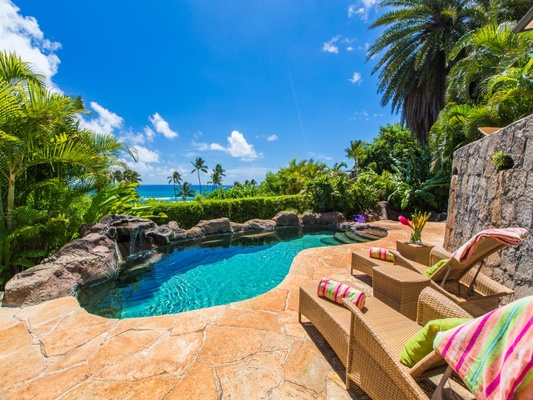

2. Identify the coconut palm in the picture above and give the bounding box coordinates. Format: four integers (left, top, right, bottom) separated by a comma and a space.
208, 171, 223, 190
177, 182, 195, 201
367, 0, 478, 145
190, 157, 208, 194
345, 140, 364, 177
167, 170, 182, 200
430, 24, 533, 173
214, 164, 226, 178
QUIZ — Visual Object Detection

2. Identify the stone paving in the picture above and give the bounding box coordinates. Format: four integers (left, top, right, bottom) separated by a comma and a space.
0, 222, 473, 399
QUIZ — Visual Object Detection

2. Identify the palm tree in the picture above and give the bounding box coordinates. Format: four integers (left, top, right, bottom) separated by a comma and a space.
208, 170, 223, 190
331, 162, 348, 173
367, 0, 478, 145
167, 170, 182, 200
0, 52, 127, 231
345, 140, 364, 177
177, 182, 195, 201
214, 164, 226, 178
190, 157, 208, 194
429, 24, 533, 173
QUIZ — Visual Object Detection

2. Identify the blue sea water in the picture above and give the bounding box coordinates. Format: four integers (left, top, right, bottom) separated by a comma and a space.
137, 184, 231, 202
79, 229, 337, 318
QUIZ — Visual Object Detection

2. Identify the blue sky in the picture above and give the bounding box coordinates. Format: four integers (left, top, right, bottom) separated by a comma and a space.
1, 0, 399, 184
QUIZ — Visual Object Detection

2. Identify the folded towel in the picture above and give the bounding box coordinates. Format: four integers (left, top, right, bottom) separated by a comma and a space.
452, 228, 528, 263
369, 247, 394, 262
317, 278, 366, 310
434, 295, 533, 400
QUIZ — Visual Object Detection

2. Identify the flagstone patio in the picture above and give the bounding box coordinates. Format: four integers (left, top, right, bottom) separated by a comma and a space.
0, 221, 473, 399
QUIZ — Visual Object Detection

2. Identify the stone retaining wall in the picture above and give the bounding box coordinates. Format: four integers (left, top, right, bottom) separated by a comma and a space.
444, 115, 533, 299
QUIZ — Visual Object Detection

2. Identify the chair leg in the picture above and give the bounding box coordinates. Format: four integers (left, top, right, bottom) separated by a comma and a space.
431, 365, 453, 400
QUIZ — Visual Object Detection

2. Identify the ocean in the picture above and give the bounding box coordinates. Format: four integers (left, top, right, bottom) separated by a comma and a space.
137, 184, 231, 202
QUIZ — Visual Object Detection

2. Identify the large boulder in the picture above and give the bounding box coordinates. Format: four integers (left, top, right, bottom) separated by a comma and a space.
196, 218, 233, 235
301, 212, 346, 226
146, 222, 186, 245
242, 219, 277, 230
80, 214, 156, 241
3, 233, 119, 307
272, 211, 300, 227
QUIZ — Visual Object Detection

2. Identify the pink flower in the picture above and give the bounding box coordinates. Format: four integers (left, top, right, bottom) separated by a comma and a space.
398, 215, 412, 227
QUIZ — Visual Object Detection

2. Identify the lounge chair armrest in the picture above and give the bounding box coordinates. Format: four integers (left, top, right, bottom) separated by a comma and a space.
417, 287, 473, 325
392, 251, 425, 273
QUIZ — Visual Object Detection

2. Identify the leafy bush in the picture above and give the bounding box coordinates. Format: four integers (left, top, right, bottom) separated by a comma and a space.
148, 195, 305, 228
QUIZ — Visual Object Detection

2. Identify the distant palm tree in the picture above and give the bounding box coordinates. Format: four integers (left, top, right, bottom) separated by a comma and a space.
214, 164, 226, 178
177, 181, 195, 201
191, 157, 208, 194
345, 140, 364, 176
167, 170, 182, 200
331, 162, 347, 173
250, 179, 257, 186
209, 170, 222, 190
367, 0, 477, 145
122, 168, 141, 184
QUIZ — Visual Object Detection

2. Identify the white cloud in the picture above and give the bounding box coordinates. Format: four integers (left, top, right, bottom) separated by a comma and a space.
0, 0, 62, 91
348, 1, 378, 21
308, 152, 333, 161
79, 102, 123, 135
120, 130, 146, 145
133, 145, 160, 163
349, 71, 362, 85
143, 126, 156, 141
266, 134, 278, 142
195, 130, 261, 161
149, 112, 178, 139
322, 35, 340, 54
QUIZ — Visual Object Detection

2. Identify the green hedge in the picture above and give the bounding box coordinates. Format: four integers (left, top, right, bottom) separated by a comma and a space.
148, 195, 306, 229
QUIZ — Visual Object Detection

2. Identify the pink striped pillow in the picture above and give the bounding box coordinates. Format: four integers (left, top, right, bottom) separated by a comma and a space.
369, 247, 394, 262
317, 278, 366, 310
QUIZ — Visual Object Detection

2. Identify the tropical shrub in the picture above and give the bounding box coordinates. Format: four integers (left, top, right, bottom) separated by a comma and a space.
149, 195, 305, 229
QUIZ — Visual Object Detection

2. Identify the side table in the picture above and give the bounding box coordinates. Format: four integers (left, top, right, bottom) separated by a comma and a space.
373, 265, 430, 321
396, 241, 435, 266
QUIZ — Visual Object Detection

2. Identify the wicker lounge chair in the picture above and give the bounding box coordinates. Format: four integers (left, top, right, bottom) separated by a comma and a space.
298, 283, 473, 398
392, 243, 515, 316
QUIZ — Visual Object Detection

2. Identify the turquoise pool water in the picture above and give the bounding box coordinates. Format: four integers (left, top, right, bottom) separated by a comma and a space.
79, 228, 337, 318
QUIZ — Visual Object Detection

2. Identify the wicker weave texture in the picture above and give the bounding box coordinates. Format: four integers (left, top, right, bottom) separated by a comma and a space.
342, 287, 474, 399
372, 266, 430, 321
298, 284, 350, 365
396, 241, 434, 266
351, 252, 379, 276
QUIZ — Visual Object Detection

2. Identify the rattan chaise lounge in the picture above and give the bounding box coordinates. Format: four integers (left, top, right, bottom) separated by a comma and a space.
299, 283, 473, 399
392, 243, 515, 315
352, 231, 521, 315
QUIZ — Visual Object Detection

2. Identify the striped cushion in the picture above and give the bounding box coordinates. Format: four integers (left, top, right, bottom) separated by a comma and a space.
369, 247, 394, 262
317, 278, 366, 310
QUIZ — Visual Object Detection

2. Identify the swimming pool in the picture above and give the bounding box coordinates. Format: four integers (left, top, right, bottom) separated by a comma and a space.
78, 227, 339, 318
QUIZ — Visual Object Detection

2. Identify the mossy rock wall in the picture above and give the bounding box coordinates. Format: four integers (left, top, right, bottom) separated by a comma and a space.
445, 115, 533, 300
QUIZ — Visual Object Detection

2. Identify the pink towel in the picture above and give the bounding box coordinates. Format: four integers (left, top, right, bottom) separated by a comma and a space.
452, 228, 528, 263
